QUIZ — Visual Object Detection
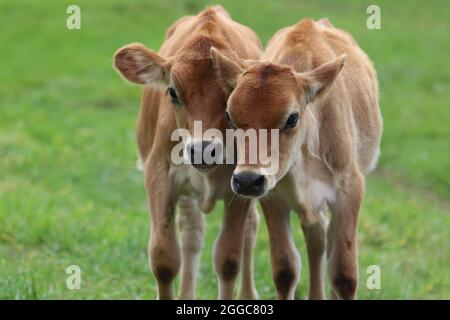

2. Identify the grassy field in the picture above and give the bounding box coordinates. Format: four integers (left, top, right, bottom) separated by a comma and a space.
0, 0, 449, 299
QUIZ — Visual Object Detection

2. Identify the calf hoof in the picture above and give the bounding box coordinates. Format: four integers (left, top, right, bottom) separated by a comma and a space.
331, 271, 357, 300
237, 289, 259, 300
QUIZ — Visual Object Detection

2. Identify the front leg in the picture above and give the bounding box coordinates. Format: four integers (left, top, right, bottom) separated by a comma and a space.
301, 210, 328, 300
178, 196, 205, 300
237, 203, 260, 300
214, 194, 252, 299
145, 159, 180, 300
261, 198, 300, 300
328, 167, 364, 300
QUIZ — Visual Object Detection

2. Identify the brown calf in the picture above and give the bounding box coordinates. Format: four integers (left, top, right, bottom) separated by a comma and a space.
113, 6, 262, 299
211, 18, 382, 299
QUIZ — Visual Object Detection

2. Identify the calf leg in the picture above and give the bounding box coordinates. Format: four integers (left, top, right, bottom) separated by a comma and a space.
326, 216, 338, 300
178, 196, 205, 300
261, 199, 300, 300
237, 203, 260, 300
328, 168, 364, 300
214, 194, 252, 299
301, 210, 328, 300
145, 159, 180, 300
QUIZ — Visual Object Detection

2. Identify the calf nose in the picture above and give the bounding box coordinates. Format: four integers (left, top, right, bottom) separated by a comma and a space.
188, 140, 221, 170
232, 171, 266, 197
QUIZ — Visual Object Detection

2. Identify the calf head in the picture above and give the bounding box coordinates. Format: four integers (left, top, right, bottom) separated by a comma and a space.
114, 41, 239, 171
211, 48, 346, 198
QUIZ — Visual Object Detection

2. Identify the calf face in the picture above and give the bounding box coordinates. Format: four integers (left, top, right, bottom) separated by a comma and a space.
211, 49, 346, 197
114, 41, 235, 171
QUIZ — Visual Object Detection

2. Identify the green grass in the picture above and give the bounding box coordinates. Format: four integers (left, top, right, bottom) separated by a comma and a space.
0, 0, 449, 299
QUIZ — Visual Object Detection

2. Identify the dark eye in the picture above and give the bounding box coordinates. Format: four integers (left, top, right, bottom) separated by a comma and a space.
168, 87, 179, 103
284, 112, 299, 129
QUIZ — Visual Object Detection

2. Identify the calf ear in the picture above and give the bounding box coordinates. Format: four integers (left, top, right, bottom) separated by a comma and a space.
113, 43, 170, 88
298, 54, 346, 104
210, 47, 244, 91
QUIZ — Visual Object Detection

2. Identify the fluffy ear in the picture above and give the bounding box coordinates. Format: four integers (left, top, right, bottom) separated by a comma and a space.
299, 54, 346, 104
113, 43, 170, 88
210, 47, 245, 91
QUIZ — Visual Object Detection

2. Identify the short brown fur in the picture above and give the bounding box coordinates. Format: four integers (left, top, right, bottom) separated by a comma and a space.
114, 6, 262, 300
212, 18, 382, 299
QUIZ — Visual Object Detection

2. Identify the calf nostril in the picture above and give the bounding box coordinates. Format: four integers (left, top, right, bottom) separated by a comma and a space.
253, 175, 265, 187
232, 172, 265, 196
189, 141, 220, 169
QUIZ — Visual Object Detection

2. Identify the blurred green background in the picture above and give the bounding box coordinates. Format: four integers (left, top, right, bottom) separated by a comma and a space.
0, 0, 449, 299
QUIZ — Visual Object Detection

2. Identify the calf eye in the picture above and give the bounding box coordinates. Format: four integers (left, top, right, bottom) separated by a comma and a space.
168, 87, 179, 103
284, 112, 299, 129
